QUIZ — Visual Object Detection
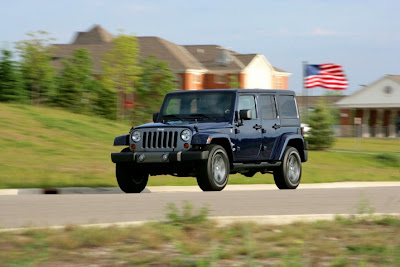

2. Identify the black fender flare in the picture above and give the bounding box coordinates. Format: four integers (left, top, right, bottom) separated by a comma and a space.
272, 133, 307, 162
191, 133, 234, 163
113, 134, 129, 146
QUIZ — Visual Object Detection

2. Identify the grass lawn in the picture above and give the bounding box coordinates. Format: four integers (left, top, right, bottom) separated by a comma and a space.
0, 103, 399, 189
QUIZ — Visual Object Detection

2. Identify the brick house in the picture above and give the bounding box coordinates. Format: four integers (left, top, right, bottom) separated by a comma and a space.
52, 25, 290, 91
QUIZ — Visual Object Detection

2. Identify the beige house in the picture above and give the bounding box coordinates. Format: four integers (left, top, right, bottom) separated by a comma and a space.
335, 75, 400, 138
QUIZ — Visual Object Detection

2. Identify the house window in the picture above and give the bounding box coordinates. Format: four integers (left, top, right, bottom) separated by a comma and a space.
193, 74, 201, 84
275, 77, 282, 89
215, 74, 225, 84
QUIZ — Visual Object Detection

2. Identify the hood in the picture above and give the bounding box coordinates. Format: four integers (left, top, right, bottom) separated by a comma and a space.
134, 121, 233, 132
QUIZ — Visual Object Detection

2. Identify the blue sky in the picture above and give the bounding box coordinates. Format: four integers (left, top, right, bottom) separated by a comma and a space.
2, 0, 399, 95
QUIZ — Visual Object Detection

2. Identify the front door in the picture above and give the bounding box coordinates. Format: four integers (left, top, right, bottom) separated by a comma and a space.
234, 94, 262, 161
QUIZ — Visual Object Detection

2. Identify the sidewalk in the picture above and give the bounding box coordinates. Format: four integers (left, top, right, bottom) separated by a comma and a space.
1, 182, 400, 195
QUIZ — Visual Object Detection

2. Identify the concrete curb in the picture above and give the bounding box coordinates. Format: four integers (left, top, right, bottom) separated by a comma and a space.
1, 182, 400, 195
2, 213, 400, 232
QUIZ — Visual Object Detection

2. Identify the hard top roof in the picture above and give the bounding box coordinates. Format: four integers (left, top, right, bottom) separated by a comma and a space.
167, 89, 296, 95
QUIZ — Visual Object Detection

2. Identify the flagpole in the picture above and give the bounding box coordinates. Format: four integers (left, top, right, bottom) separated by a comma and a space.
302, 61, 308, 121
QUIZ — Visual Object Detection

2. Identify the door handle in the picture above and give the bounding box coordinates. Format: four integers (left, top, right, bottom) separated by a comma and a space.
272, 124, 281, 130
253, 124, 262, 130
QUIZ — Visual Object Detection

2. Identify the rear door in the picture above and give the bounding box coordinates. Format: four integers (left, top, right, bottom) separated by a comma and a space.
259, 94, 281, 160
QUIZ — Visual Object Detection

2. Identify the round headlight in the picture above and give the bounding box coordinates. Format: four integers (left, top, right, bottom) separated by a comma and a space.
131, 131, 141, 142
181, 129, 192, 142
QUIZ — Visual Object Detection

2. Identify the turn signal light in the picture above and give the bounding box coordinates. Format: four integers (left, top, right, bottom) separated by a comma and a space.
131, 144, 136, 150
184, 143, 189, 149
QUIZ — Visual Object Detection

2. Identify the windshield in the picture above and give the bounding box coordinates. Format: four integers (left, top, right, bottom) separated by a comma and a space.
159, 92, 235, 122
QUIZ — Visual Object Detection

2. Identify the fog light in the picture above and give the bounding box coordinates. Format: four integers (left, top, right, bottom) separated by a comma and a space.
162, 154, 168, 162
137, 154, 145, 162
184, 143, 189, 149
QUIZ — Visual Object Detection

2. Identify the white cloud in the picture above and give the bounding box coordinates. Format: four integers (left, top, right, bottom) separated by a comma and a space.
310, 27, 337, 36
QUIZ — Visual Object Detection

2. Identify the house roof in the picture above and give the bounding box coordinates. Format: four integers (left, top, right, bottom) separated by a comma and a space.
387, 75, 400, 83
52, 43, 113, 74
184, 45, 245, 72
137, 37, 204, 71
73, 25, 114, 45
335, 75, 400, 108
273, 66, 290, 75
235, 54, 258, 66
51, 25, 289, 77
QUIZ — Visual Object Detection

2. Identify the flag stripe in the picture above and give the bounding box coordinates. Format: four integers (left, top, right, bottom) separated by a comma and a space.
305, 63, 348, 90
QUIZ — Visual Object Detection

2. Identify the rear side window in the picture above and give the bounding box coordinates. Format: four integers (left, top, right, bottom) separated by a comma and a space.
278, 95, 298, 119
260, 95, 277, 120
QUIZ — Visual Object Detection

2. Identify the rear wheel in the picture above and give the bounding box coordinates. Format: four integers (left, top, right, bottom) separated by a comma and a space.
273, 146, 302, 189
196, 145, 230, 191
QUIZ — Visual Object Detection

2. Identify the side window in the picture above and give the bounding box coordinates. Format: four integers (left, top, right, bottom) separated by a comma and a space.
260, 95, 277, 120
238, 95, 257, 119
278, 95, 298, 119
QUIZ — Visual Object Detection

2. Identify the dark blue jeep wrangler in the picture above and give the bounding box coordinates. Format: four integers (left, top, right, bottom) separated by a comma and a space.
111, 89, 308, 193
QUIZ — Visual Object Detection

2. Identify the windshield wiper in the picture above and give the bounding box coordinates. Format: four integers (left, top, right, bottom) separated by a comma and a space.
188, 113, 214, 120
162, 114, 184, 122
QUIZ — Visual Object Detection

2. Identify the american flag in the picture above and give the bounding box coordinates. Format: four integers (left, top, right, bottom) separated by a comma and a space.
304, 63, 348, 90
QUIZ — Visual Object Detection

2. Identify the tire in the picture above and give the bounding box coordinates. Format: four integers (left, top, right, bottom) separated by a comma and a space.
116, 163, 148, 193
273, 146, 302, 189
196, 145, 230, 191
115, 148, 148, 193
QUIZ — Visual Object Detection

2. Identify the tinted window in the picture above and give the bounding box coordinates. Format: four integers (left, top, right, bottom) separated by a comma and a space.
278, 95, 298, 119
238, 95, 257, 119
260, 95, 277, 120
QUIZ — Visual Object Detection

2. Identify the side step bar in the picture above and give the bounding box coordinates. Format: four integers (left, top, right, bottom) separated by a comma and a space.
232, 162, 281, 172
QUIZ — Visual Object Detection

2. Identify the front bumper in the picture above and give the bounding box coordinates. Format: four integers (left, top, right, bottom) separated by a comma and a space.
111, 150, 209, 164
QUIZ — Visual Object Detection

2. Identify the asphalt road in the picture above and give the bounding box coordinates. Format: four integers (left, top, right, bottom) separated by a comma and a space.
1, 185, 399, 229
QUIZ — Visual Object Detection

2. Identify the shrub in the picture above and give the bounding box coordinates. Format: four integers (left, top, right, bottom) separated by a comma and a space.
306, 102, 335, 150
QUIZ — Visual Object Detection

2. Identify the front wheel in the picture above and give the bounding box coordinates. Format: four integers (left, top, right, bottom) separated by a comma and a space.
196, 145, 230, 191
116, 163, 148, 193
273, 146, 302, 189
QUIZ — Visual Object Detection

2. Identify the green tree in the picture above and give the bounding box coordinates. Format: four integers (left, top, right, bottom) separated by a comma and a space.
54, 49, 93, 112
91, 79, 117, 120
306, 102, 335, 150
228, 75, 240, 88
134, 56, 176, 124
16, 31, 56, 105
101, 32, 140, 120
0, 49, 24, 102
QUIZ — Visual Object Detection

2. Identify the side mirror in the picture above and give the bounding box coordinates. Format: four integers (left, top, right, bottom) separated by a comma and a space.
239, 109, 252, 120
153, 112, 159, 123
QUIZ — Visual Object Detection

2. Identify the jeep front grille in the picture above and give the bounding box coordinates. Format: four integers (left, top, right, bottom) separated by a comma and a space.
142, 130, 178, 149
